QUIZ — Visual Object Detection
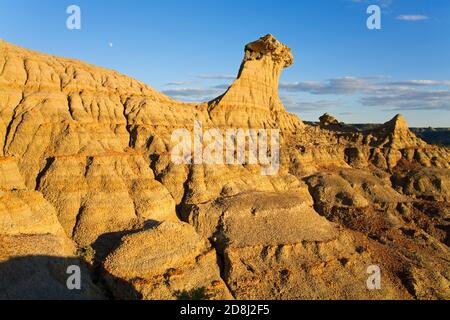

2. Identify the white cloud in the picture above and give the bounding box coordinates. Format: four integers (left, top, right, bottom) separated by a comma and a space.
162, 76, 450, 112
165, 81, 194, 86
279, 77, 450, 111
361, 90, 450, 111
387, 80, 450, 87
196, 74, 235, 80
281, 95, 339, 112
213, 84, 231, 89
280, 77, 379, 95
162, 87, 223, 101
396, 15, 429, 21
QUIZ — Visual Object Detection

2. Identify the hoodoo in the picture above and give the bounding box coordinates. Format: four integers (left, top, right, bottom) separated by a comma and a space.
208, 34, 303, 129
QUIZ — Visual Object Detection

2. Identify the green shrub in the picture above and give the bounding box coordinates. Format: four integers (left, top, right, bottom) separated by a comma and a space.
77, 245, 95, 263
174, 287, 211, 300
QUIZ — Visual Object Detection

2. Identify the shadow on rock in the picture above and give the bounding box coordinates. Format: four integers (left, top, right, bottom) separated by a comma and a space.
0, 255, 140, 300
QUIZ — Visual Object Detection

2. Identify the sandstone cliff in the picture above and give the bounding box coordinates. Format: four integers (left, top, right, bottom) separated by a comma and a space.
0, 35, 448, 300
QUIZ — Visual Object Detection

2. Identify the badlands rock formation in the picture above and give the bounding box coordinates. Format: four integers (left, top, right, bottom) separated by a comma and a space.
0, 35, 449, 300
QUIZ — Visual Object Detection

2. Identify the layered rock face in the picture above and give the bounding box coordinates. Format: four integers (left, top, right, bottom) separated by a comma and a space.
208, 34, 301, 129
0, 35, 449, 300
103, 221, 232, 300
0, 158, 101, 299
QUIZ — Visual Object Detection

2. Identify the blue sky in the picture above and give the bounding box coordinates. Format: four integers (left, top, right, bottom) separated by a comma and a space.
0, 0, 449, 126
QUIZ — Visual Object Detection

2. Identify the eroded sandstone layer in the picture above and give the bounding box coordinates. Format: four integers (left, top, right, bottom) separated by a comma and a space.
0, 35, 449, 300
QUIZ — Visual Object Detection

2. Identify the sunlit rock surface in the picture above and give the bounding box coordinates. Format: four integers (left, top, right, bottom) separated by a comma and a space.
0, 35, 448, 300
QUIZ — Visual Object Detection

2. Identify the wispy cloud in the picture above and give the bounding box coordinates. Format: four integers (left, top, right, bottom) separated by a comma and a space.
196, 73, 236, 80
361, 90, 450, 111
165, 81, 194, 86
339, 112, 354, 116
162, 87, 223, 101
396, 15, 429, 21
162, 76, 233, 101
280, 77, 371, 95
280, 77, 450, 111
213, 83, 231, 90
387, 80, 450, 86
281, 95, 339, 112
162, 76, 450, 112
